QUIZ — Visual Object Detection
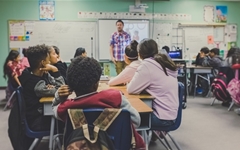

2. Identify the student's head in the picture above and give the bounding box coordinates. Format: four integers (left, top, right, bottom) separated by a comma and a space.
3, 50, 20, 79
209, 48, 220, 58
27, 44, 50, 71
162, 46, 170, 54
226, 47, 240, 58
52, 46, 60, 58
74, 47, 87, 58
124, 40, 138, 65
67, 57, 102, 96
48, 46, 58, 65
138, 38, 158, 59
22, 48, 28, 57
116, 20, 124, 32
200, 47, 210, 57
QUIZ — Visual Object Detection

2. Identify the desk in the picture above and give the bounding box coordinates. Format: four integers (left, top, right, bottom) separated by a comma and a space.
184, 66, 212, 98
40, 87, 153, 150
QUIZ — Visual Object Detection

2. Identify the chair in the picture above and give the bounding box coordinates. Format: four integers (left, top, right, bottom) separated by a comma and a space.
64, 109, 132, 150
3, 80, 17, 111
150, 82, 184, 150
15, 86, 50, 150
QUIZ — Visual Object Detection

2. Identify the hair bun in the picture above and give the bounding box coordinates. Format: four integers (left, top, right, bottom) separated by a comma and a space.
130, 40, 138, 51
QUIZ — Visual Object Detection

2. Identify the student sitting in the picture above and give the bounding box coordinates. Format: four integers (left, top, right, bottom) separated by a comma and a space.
3, 50, 24, 106
127, 39, 178, 129
49, 46, 68, 83
202, 48, 223, 76
194, 47, 210, 66
21, 48, 30, 68
108, 40, 141, 86
52, 56, 145, 149
18, 44, 65, 131
162, 45, 170, 54
222, 47, 240, 67
70, 47, 87, 62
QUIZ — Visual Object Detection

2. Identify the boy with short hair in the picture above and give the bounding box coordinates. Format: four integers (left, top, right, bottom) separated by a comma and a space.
202, 48, 223, 68
19, 44, 65, 131
195, 47, 210, 66
52, 56, 145, 149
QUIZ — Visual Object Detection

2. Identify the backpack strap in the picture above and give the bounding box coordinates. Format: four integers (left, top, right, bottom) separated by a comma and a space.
93, 108, 122, 131
67, 109, 87, 129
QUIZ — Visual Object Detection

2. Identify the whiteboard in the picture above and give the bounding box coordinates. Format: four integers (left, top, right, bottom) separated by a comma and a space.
98, 19, 149, 60
9, 21, 96, 62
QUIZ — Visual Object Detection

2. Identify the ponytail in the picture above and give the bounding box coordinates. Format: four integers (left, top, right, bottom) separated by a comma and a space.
154, 54, 177, 76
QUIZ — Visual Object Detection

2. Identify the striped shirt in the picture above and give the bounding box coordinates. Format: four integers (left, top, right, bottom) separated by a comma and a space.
110, 31, 131, 61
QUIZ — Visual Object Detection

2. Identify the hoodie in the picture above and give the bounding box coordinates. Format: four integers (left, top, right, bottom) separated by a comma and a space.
127, 58, 179, 120
202, 55, 223, 76
108, 60, 141, 86
18, 68, 65, 124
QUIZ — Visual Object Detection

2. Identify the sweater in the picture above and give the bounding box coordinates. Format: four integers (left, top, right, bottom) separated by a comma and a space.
127, 58, 179, 120
108, 60, 141, 86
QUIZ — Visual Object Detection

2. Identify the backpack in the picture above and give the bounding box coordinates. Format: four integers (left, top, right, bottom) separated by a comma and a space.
64, 108, 136, 150
227, 68, 240, 105
211, 72, 231, 102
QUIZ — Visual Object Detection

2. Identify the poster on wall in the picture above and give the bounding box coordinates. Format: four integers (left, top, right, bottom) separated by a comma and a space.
203, 6, 214, 22
39, 1, 55, 20
215, 6, 227, 23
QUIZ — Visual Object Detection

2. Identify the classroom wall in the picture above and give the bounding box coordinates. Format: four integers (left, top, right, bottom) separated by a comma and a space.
0, 0, 240, 86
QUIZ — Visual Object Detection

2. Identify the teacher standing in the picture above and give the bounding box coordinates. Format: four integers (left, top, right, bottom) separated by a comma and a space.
110, 20, 131, 75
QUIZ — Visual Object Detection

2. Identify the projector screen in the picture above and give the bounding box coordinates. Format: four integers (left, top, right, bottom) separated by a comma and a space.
98, 19, 149, 60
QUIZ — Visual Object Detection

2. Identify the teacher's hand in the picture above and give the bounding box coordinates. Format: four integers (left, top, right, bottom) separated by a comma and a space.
111, 57, 116, 64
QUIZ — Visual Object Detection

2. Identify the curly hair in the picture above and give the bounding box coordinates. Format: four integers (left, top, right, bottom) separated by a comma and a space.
27, 44, 50, 70
67, 57, 102, 95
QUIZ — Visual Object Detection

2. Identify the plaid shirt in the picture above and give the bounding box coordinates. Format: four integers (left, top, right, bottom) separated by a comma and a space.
110, 31, 131, 61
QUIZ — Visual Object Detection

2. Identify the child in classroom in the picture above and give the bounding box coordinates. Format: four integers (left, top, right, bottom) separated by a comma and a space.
3, 50, 24, 106
127, 39, 178, 131
52, 56, 145, 149
108, 40, 141, 86
49, 46, 68, 83
222, 47, 240, 67
162, 45, 170, 54
202, 48, 223, 76
194, 47, 210, 66
21, 48, 30, 68
73, 47, 87, 58
18, 44, 65, 131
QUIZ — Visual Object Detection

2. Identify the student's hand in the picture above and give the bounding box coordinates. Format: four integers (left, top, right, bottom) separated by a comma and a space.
40, 64, 58, 72
111, 57, 116, 64
46, 84, 55, 89
58, 85, 72, 98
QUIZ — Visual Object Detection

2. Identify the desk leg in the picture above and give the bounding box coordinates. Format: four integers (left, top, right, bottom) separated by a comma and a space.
49, 117, 55, 150
141, 130, 149, 150
194, 74, 198, 98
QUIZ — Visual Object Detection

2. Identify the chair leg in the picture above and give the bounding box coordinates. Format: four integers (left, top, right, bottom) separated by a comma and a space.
193, 74, 198, 98
228, 101, 235, 111
29, 138, 41, 150
167, 132, 182, 150
161, 131, 172, 150
3, 91, 16, 111
211, 98, 216, 106
153, 131, 169, 150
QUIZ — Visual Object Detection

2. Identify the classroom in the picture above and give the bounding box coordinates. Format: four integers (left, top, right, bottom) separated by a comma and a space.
1, 0, 240, 150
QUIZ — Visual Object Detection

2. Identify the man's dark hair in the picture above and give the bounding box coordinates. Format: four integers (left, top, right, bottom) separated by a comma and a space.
210, 48, 220, 55
200, 47, 210, 54
52, 46, 60, 55
116, 19, 124, 25
162, 46, 170, 53
67, 57, 102, 95
27, 44, 50, 70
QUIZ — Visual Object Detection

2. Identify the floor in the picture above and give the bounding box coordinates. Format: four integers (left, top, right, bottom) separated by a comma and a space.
1, 90, 240, 150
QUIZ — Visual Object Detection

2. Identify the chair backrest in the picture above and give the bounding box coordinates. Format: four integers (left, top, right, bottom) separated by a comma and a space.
15, 86, 49, 138
64, 109, 132, 150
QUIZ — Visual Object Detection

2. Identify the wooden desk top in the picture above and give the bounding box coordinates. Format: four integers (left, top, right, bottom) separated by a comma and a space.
187, 65, 212, 69
40, 97, 152, 113
98, 83, 154, 99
